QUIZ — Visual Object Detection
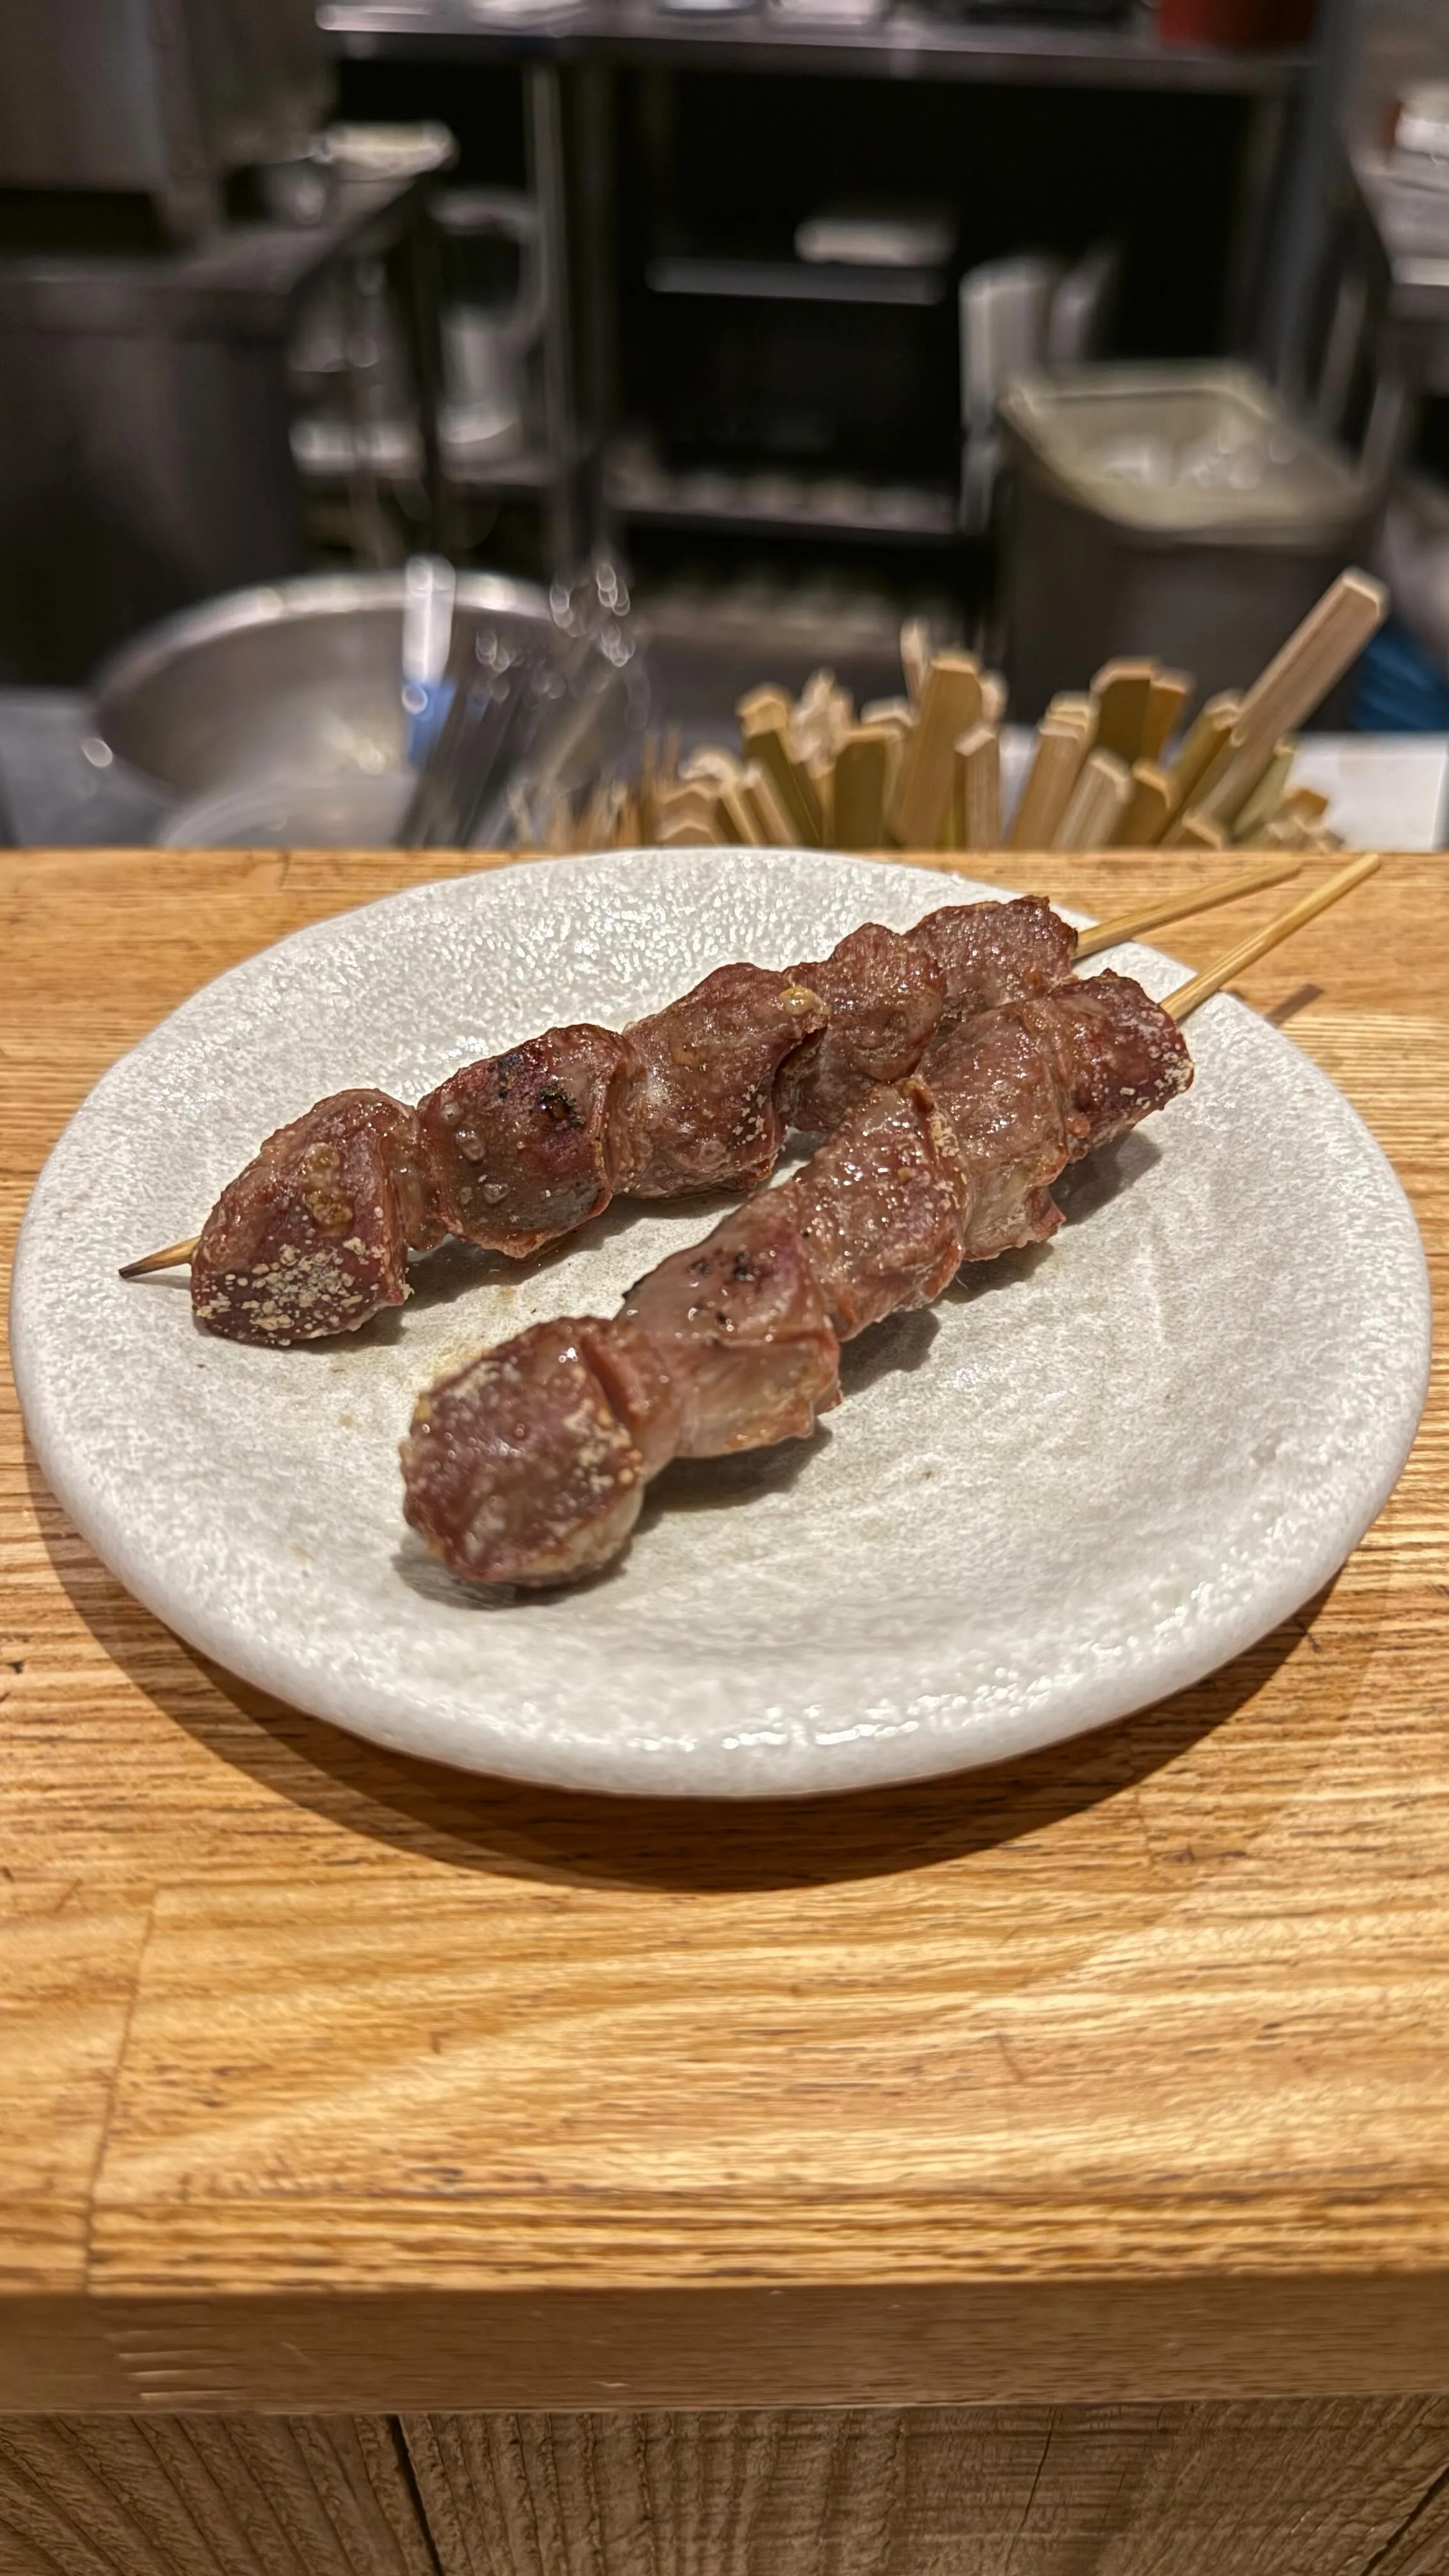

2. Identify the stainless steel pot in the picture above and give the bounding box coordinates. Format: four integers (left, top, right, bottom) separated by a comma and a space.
91, 569, 642, 847
91, 569, 556, 797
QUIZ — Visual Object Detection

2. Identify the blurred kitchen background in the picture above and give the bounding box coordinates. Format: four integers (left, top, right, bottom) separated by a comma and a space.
4, 0, 1449, 848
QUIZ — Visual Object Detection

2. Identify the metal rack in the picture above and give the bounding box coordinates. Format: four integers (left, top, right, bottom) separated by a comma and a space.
319, 0, 1335, 585
321, 1, 1307, 92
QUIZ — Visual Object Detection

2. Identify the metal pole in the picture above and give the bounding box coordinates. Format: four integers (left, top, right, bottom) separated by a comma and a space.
1255, 0, 1367, 396
526, 59, 581, 576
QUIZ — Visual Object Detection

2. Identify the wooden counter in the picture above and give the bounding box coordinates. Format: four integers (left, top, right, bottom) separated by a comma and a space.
4, 846, 1449, 2573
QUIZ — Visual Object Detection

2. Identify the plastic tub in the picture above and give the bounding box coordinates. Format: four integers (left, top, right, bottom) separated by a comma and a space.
999, 363, 1372, 719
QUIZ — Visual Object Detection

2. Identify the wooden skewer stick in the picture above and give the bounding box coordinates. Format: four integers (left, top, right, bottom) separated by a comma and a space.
1162, 694, 1239, 832
1117, 760, 1174, 848
832, 724, 897, 850
1053, 747, 1131, 852
117, 858, 1327, 1282
118, 1234, 201, 1278
887, 653, 983, 848
1163, 854, 1379, 1023
1073, 855, 1301, 960
952, 722, 1001, 852
1140, 670, 1191, 764
1184, 572, 1386, 837
1009, 694, 1094, 850
1090, 659, 1156, 765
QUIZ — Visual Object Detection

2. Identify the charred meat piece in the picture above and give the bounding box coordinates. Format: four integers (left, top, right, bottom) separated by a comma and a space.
908, 893, 1078, 1037
192, 1090, 435, 1346
788, 1077, 972, 1339
402, 1319, 649, 1588
620, 1185, 841, 1457
778, 922, 946, 1134
419, 1024, 626, 1260
402, 974, 1193, 1587
607, 963, 825, 1196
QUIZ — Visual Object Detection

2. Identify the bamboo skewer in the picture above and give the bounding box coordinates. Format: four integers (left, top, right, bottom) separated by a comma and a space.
1054, 748, 1131, 852
1162, 694, 1239, 829
1230, 740, 1296, 846
738, 687, 823, 845
1182, 573, 1386, 837
1141, 670, 1191, 763
532, 573, 1372, 861
887, 653, 983, 848
1163, 854, 1379, 1022
1090, 660, 1156, 765
900, 617, 932, 706
1073, 855, 1301, 960
1009, 694, 1094, 849
952, 723, 1001, 851
118, 1234, 202, 1279
1117, 760, 1174, 847
1177, 812, 1229, 852
832, 725, 897, 850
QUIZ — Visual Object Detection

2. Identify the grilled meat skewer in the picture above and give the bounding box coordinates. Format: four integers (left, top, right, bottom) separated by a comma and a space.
401, 970, 1193, 1588
119, 862, 1303, 1344
187, 894, 1077, 1346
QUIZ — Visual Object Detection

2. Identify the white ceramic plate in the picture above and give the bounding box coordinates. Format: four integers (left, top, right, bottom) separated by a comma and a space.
10, 848, 1430, 1799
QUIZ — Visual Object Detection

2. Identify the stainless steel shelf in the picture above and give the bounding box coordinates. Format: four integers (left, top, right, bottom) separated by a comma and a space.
645, 254, 949, 302
606, 450, 960, 538
320, 0, 1310, 93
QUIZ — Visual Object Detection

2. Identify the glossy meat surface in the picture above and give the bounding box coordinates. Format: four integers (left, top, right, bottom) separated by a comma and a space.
786, 1078, 971, 1338
778, 923, 945, 1134
909, 894, 1078, 1034
620, 1186, 840, 1456
608, 964, 825, 1195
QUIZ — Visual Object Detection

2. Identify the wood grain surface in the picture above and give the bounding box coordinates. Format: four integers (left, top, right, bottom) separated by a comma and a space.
7, 2400, 1449, 2576
401, 2402, 1449, 2576
3, 845, 1448, 2414
0, 2416, 433, 2576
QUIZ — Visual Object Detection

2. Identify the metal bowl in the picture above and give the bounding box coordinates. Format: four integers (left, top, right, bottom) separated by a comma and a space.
91, 569, 559, 801
154, 767, 416, 851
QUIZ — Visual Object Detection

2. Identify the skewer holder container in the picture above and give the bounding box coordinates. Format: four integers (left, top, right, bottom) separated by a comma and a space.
998, 364, 1371, 719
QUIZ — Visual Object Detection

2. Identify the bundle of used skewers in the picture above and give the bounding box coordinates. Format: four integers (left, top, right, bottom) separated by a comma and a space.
541, 568, 1386, 860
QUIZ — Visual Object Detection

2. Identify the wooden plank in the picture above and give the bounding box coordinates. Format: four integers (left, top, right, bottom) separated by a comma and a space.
0, 2418, 434, 2576
3, 847, 1449, 2414
3, 2402, 1449, 2572
400, 2402, 1449, 2576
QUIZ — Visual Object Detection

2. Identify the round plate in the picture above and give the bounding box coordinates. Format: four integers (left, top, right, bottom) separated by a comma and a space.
10, 849, 1430, 1798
